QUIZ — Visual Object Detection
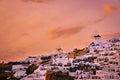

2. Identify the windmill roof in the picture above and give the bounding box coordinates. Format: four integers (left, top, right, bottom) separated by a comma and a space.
94, 35, 101, 38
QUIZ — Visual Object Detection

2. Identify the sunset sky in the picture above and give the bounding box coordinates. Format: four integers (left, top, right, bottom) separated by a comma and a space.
0, 0, 120, 62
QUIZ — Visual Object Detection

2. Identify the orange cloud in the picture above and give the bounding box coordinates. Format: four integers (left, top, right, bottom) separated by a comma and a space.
48, 26, 83, 39
93, 4, 120, 24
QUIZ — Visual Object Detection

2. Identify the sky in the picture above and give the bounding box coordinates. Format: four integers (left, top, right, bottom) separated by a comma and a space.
0, 0, 120, 62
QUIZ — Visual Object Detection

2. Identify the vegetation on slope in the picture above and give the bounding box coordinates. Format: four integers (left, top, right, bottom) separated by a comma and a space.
26, 64, 38, 75
67, 48, 89, 59
46, 70, 74, 80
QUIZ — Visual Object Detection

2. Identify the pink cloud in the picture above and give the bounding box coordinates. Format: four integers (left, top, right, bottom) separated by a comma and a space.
48, 26, 83, 39
21, 0, 54, 3
103, 32, 120, 39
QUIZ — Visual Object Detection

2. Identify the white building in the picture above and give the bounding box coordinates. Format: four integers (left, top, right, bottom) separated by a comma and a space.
12, 64, 28, 78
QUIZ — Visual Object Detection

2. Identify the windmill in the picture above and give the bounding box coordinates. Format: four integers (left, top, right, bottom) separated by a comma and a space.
91, 31, 102, 44
56, 47, 63, 54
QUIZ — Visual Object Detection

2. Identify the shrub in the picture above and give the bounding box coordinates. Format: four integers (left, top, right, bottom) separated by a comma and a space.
26, 64, 38, 75
46, 70, 74, 80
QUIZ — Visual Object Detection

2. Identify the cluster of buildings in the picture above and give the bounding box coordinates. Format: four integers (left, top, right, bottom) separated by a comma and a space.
12, 64, 28, 78
12, 35, 120, 80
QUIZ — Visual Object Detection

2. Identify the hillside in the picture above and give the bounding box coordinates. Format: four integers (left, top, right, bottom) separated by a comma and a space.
0, 35, 120, 80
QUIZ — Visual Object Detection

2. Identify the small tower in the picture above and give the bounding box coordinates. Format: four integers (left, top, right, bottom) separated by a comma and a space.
94, 34, 102, 44
56, 47, 63, 54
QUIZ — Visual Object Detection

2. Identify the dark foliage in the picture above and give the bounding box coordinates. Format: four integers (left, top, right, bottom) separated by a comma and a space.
41, 56, 51, 60
26, 64, 38, 75
0, 64, 12, 73
8, 62, 30, 65
0, 72, 18, 80
46, 70, 74, 80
